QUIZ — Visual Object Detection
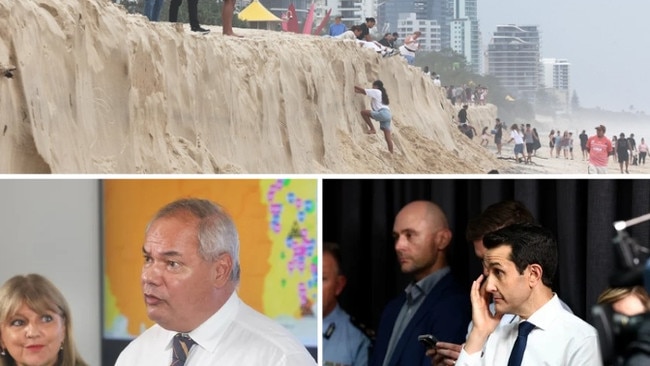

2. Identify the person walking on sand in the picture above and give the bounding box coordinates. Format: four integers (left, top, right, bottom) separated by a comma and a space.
481, 127, 490, 147
548, 129, 555, 157
579, 130, 589, 160
507, 124, 525, 163
354, 80, 394, 153
494, 118, 504, 156
523, 124, 534, 163
561, 130, 570, 159
639, 138, 648, 165
554, 130, 562, 158
586, 124, 613, 174
617, 132, 630, 174
532, 127, 541, 156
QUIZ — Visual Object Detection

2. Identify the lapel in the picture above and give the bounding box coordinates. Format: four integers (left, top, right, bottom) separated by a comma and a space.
387, 272, 452, 366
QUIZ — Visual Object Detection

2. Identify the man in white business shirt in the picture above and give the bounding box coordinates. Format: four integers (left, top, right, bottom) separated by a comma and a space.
115, 198, 315, 366
456, 223, 602, 366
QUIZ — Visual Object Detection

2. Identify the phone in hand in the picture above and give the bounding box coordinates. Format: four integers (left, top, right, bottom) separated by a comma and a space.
418, 334, 438, 349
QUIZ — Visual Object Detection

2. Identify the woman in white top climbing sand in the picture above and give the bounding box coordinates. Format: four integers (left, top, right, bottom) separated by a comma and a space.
354, 80, 394, 153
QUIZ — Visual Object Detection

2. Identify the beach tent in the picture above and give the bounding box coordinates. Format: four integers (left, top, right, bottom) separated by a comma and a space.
238, 0, 282, 30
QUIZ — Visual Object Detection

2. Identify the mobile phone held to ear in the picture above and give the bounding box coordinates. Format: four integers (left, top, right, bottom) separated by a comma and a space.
418, 334, 438, 349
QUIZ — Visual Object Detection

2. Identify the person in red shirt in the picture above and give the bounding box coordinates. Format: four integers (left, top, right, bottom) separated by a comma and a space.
586, 124, 613, 174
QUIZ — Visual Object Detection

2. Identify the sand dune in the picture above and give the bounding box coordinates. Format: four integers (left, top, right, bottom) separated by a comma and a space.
0, 0, 505, 173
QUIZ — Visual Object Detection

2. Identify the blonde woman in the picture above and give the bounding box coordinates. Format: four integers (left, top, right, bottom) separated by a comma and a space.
597, 286, 650, 315
0, 274, 87, 366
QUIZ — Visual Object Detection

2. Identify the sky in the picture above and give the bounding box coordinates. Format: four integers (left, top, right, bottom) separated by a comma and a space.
478, 0, 650, 114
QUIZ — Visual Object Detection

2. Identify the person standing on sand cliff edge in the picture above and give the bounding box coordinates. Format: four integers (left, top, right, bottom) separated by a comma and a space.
144, 0, 164, 21
354, 80, 394, 154
169, 0, 209, 33
221, 0, 241, 36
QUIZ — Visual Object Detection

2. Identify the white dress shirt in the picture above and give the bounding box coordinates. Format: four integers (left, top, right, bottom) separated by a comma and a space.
466, 294, 574, 336
115, 292, 315, 366
456, 294, 603, 366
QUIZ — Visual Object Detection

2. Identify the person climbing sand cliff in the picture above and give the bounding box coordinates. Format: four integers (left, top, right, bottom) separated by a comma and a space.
354, 80, 394, 153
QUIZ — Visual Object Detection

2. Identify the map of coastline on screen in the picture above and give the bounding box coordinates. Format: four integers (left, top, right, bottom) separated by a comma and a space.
103, 179, 317, 347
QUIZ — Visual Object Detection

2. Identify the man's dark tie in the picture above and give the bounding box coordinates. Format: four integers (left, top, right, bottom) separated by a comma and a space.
171, 333, 195, 366
507, 321, 536, 366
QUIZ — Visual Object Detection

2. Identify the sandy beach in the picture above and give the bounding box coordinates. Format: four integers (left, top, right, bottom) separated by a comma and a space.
478, 138, 650, 175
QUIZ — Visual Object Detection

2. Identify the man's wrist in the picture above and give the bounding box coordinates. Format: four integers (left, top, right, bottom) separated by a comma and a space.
463, 328, 491, 354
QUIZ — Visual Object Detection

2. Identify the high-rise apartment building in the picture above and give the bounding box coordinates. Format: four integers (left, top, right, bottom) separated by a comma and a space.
449, 0, 480, 73
541, 58, 571, 113
325, 0, 381, 30
379, 0, 448, 38
541, 58, 570, 90
380, 1, 479, 59
486, 25, 541, 102
331, 0, 362, 26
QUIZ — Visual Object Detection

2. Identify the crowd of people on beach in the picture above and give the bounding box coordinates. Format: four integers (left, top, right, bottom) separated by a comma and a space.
458, 105, 649, 174
455, 108, 542, 165
546, 126, 647, 174
547, 129, 576, 160
446, 84, 489, 106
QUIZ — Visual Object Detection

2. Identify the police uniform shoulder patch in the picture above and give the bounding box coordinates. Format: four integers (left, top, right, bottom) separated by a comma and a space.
349, 316, 375, 343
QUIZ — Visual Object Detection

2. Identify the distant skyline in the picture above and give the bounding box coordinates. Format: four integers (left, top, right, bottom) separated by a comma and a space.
478, 0, 650, 114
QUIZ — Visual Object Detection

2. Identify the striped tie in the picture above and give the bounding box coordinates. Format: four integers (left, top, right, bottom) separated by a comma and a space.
171, 333, 195, 366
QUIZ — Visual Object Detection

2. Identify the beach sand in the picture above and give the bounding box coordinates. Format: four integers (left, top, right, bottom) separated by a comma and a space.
0, 0, 510, 174
480, 140, 650, 175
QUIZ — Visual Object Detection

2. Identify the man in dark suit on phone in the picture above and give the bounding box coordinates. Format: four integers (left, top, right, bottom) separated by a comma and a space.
369, 200, 471, 366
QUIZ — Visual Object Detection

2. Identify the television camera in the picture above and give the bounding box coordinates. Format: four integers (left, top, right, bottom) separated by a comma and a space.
591, 213, 650, 366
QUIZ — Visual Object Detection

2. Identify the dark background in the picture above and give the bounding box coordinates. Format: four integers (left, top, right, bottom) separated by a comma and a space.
323, 179, 650, 333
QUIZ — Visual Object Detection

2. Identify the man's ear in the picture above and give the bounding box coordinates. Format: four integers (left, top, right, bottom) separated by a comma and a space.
335, 275, 347, 297
527, 264, 543, 287
214, 253, 233, 287
435, 228, 453, 251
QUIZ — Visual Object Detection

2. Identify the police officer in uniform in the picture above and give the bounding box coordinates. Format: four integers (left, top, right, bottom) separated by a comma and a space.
323, 242, 372, 366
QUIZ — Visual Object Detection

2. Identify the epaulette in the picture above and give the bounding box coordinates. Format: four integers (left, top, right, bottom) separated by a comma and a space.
349, 316, 376, 343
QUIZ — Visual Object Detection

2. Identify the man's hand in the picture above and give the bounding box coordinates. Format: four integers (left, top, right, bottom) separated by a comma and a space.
470, 274, 501, 333
426, 342, 463, 365
463, 274, 502, 354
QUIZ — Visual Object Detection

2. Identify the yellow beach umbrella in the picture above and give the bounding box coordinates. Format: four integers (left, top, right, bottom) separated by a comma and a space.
238, 0, 282, 22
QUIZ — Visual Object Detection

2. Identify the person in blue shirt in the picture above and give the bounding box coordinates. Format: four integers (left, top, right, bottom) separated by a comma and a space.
323, 242, 371, 366
329, 16, 347, 37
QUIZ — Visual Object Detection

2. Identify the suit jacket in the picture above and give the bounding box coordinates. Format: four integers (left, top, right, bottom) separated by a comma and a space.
370, 272, 471, 366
